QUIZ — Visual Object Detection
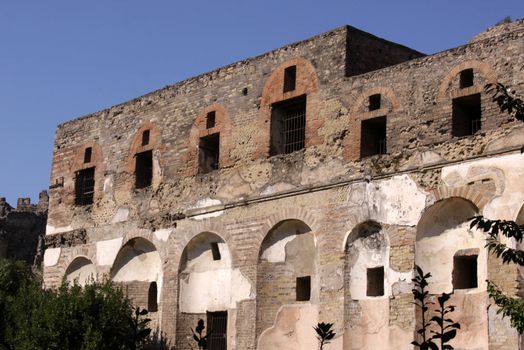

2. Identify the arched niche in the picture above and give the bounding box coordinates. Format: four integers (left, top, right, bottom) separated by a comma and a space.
417, 197, 478, 239
178, 232, 238, 313
416, 197, 490, 349
516, 204, 524, 225
177, 232, 250, 350
256, 219, 318, 337
415, 197, 485, 294
343, 220, 397, 350
345, 220, 388, 300
111, 238, 162, 313
66, 257, 96, 286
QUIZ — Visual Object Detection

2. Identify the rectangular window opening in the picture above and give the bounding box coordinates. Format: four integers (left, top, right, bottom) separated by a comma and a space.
83, 147, 92, 164
142, 130, 150, 146
369, 94, 381, 111
453, 255, 478, 290
135, 150, 153, 189
148, 282, 158, 312
207, 311, 227, 350
75, 167, 95, 206
460, 69, 474, 88
283, 65, 297, 93
199, 133, 220, 174
296, 276, 311, 301
210, 242, 221, 261
206, 111, 216, 129
366, 266, 385, 297
270, 95, 306, 156
360, 116, 387, 158
452, 94, 481, 137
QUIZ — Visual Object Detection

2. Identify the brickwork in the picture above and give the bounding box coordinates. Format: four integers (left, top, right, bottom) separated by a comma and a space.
42, 20, 524, 349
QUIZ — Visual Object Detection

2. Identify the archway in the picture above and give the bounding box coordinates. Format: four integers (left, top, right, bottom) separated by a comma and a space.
415, 197, 488, 349
111, 238, 162, 325
176, 232, 250, 350
256, 219, 318, 348
65, 257, 96, 286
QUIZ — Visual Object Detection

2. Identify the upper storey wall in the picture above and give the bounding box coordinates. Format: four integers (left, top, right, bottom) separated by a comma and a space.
47, 22, 524, 231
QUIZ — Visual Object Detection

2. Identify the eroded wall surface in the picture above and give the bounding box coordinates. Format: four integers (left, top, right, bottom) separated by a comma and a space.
42, 19, 524, 350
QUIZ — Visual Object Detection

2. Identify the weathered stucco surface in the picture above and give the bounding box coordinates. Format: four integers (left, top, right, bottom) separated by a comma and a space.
42, 19, 524, 350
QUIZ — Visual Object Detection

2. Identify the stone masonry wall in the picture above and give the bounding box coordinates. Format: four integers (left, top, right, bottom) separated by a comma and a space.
43, 20, 524, 350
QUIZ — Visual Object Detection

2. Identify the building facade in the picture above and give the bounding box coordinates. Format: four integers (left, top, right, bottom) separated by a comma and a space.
43, 20, 524, 349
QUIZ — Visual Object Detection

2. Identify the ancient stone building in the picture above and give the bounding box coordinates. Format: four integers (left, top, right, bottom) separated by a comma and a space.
0, 192, 48, 267
43, 19, 524, 349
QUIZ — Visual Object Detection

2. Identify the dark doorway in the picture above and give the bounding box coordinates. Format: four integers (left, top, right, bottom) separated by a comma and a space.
207, 311, 227, 350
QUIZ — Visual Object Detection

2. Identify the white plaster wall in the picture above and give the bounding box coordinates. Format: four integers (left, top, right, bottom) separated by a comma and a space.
442, 153, 524, 220
96, 237, 123, 266
348, 234, 390, 300
183, 241, 231, 272
66, 258, 96, 286
179, 267, 251, 313
416, 223, 487, 294
257, 304, 319, 350
43, 247, 61, 267
179, 234, 252, 313
365, 174, 428, 226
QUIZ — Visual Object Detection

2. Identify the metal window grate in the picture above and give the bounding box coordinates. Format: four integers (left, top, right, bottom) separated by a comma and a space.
471, 118, 481, 134
207, 311, 227, 350
282, 105, 306, 154
75, 167, 95, 205
378, 138, 387, 155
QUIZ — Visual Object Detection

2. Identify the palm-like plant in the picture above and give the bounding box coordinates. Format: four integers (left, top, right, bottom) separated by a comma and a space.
314, 322, 336, 350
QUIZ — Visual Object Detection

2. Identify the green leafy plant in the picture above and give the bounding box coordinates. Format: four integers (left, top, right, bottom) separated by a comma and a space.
191, 319, 210, 350
314, 322, 336, 350
429, 293, 460, 350
412, 265, 459, 350
468, 84, 524, 334
0, 258, 154, 350
129, 307, 152, 350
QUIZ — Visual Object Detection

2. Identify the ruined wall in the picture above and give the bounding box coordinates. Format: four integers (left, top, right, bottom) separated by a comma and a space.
0, 192, 48, 266
43, 20, 524, 350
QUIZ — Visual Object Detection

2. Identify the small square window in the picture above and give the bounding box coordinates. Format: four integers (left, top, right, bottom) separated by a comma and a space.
135, 150, 153, 189
453, 255, 478, 289
142, 130, 150, 146
460, 69, 474, 88
210, 242, 221, 261
296, 276, 311, 301
283, 65, 297, 93
367, 266, 384, 297
206, 111, 216, 129
369, 94, 381, 111
83, 147, 92, 164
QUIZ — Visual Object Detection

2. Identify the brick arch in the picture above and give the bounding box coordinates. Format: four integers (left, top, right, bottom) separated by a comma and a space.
125, 121, 165, 190
56, 245, 97, 279
67, 142, 105, 205
432, 184, 491, 211
340, 213, 385, 253
185, 103, 233, 176
344, 87, 401, 160
250, 207, 320, 265
119, 229, 170, 261
437, 60, 497, 101
349, 86, 401, 118
171, 219, 237, 272
254, 57, 321, 158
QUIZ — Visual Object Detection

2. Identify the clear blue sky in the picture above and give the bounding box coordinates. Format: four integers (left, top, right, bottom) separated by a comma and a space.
0, 1, 522, 206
